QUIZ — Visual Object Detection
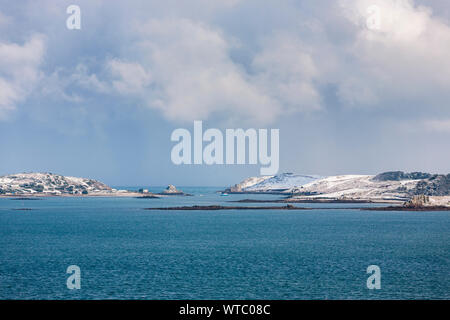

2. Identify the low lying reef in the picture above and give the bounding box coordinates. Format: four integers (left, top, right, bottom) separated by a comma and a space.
144, 204, 450, 211
231, 198, 382, 204
135, 195, 160, 199
221, 191, 294, 195
144, 200, 450, 211
362, 206, 450, 211
144, 204, 310, 211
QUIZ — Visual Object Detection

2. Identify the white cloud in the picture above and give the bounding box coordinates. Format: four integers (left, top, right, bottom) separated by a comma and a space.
107, 59, 152, 95
252, 34, 323, 113
117, 18, 280, 124
0, 34, 45, 118
99, 0, 450, 123
91, 20, 324, 124
5, 0, 450, 126
336, 0, 450, 108
71, 64, 110, 94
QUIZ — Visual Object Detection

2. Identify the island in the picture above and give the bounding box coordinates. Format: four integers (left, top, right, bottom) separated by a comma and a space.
0, 172, 151, 197
219, 171, 450, 210
156, 185, 192, 196
2, 171, 449, 211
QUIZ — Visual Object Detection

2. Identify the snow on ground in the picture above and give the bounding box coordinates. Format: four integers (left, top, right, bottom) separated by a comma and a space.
288, 175, 422, 200
229, 173, 321, 192
428, 196, 450, 206
237, 175, 274, 190
0, 172, 112, 195
245, 173, 321, 191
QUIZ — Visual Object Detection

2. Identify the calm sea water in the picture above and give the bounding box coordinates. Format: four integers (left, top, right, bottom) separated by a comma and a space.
0, 187, 449, 299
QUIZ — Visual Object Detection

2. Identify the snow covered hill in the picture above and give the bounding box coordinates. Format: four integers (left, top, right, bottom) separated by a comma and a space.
226, 173, 321, 192
287, 172, 450, 200
227, 171, 450, 200
286, 174, 418, 200
227, 175, 274, 192
245, 173, 322, 191
0, 173, 112, 195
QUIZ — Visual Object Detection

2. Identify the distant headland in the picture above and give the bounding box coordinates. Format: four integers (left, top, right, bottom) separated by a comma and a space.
222, 171, 450, 209
0, 172, 184, 198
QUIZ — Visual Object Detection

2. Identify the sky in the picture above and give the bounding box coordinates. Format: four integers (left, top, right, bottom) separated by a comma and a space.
0, 0, 450, 186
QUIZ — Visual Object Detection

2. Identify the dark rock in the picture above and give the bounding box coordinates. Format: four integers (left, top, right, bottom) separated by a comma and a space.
372, 171, 433, 181
412, 174, 450, 196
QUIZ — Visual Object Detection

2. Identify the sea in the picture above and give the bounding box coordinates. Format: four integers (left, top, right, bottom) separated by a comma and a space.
0, 187, 449, 299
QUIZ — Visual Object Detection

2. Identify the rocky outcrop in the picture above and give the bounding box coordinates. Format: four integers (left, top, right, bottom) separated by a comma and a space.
411, 174, 450, 196
158, 185, 192, 196
372, 172, 450, 196
404, 195, 430, 207
163, 185, 181, 194
372, 171, 433, 181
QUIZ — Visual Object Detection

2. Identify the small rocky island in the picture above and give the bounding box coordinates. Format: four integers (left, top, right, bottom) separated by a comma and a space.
156, 185, 192, 196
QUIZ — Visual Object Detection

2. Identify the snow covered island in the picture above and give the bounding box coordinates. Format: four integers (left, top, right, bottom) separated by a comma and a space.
226, 171, 450, 205
0, 173, 141, 197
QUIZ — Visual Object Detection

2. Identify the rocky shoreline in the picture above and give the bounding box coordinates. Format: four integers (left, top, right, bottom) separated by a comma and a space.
0, 192, 148, 198
362, 206, 450, 211
143, 204, 450, 211
230, 198, 400, 204
145, 204, 310, 210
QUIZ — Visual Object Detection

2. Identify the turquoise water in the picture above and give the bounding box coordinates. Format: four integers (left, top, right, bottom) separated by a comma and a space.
0, 187, 449, 299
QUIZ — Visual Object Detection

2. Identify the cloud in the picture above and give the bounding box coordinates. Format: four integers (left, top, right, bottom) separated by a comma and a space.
252, 33, 323, 113
336, 0, 450, 108
4, 0, 450, 126
71, 64, 111, 94
112, 18, 281, 124
96, 0, 450, 123
107, 59, 152, 95
424, 119, 450, 132
88, 19, 324, 124
0, 34, 45, 119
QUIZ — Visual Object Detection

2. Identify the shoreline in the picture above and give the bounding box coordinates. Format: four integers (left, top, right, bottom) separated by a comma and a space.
2, 193, 449, 211
0, 192, 161, 198
144, 204, 450, 211
361, 206, 450, 211
145, 205, 311, 210
230, 198, 403, 204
